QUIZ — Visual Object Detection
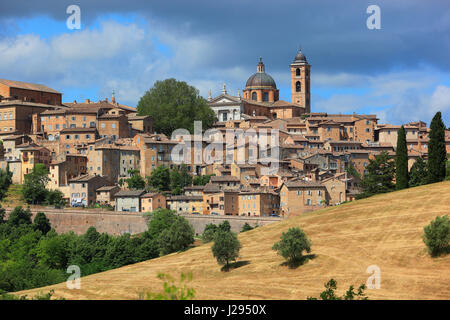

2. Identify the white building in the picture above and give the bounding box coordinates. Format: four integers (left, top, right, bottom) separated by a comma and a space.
208, 84, 244, 122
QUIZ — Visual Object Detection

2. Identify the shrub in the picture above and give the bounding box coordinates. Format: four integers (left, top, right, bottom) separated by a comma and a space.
423, 215, 449, 257
241, 223, 254, 233
139, 273, 195, 300
272, 227, 311, 266
307, 278, 368, 300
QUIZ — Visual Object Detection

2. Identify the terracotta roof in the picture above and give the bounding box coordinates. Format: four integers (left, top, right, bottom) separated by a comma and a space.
60, 127, 97, 133
96, 185, 119, 192
0, 79, 61, 94
210, 175, 240, 182
283, 180, 324, 188
69, 174, 104, 183
141, 192, 163, 198
114, 189, 146, 197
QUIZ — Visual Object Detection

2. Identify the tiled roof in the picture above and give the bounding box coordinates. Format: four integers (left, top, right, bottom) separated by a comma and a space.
114, 189, 146, 197
0, 79, 61, 94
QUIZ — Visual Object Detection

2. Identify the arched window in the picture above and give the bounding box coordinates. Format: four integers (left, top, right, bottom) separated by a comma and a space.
296, 68, 300, 76
263, 92, 269, 101
252, 92, 257, 100
296, 81, 301, 92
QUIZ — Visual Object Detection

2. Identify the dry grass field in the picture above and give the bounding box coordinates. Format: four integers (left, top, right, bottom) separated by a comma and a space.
18, 181, 450, 300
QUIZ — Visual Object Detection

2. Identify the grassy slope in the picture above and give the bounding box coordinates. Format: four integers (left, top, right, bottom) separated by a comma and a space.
18, 181, 450, 300
1, 184, 25, 208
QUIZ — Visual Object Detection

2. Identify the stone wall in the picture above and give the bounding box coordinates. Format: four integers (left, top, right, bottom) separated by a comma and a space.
5, 208, 282, 235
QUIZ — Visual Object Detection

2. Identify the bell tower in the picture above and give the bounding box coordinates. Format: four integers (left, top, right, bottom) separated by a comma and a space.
290, 47, 311, 113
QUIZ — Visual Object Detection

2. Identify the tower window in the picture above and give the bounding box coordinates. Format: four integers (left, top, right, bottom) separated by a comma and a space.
252, 92, 257, 100
263, 92, 269, 101
296, 68, 300, 76
296, 81, 301, 92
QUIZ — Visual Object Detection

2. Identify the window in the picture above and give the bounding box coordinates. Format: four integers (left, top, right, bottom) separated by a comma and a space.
365, 128, 370, 133
263, 92, 269, 101
112, 123, 116, 129
74, 134, 79, 139
71, 116, 76, 121
55, 124, 59, 129
9, 113, 12, 119
296, 68, 300, 76
48, 125, 52, 130
252, 92, 257, 100
296, 81, 301, 92
66, 135, 70, 139
70, 124, 75, 128
101, 123, 105, 128
86, 134, 90, 139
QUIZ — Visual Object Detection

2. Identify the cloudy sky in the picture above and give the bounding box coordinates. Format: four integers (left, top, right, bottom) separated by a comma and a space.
0, 0, 449, 125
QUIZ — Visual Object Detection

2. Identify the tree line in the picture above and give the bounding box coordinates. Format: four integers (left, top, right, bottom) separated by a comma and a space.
0, 207, 195, 293
357, 111, 448, 199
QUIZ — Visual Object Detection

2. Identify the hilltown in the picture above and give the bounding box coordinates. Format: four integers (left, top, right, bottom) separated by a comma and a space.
0, 49, 449, 218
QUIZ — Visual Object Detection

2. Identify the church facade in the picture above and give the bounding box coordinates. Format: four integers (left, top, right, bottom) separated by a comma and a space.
208, 48, 311, 121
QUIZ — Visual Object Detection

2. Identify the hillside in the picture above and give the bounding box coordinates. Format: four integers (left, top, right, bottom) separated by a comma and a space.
18, 181, 450, 300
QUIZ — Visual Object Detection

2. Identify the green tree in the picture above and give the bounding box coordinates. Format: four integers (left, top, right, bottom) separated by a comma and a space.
157, 216, 195, 255
147, 208, 178, 239
22, 164, 50, 204
358, 151, 395, 199
45, 190, 65, 207
33, 212, 51, 235
202, 223, 218, 243
7, 206, 32, 227
170, 164, 192, 192
423, 215, 449, 257
0, 166, 12, 201
218, 220, 231, 232
193, 174, 214, 186
126, 169, 146, 190
427, 112, 447, 183
395, 125, 409, 190
148, 166, 170, 191
272, 227, 311, 266
211, 230, 241, 270
346, 161, 360, 180
409, 157, 428, 187
137, 78, 216, 136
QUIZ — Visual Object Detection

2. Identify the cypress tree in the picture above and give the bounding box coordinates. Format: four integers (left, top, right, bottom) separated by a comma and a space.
427, 112, 447, 183
395, 125, 409, 190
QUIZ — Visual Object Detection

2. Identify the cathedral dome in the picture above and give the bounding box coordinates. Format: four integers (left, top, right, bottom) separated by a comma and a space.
245, 58, 277, 89
245, 72, 277, 89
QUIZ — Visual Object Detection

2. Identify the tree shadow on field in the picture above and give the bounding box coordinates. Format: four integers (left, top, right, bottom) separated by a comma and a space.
221, 260, 251, 272
281, 254, 316, 269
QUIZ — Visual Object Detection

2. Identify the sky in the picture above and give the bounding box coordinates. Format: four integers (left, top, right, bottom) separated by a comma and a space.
0, 0, 449, 126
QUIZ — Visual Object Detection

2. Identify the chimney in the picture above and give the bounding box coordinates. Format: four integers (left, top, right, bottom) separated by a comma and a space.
85, 99, 90, 103
73, 100, 77, 104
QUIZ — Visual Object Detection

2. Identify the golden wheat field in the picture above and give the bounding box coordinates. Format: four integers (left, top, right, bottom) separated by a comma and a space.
17, 181, 450, 300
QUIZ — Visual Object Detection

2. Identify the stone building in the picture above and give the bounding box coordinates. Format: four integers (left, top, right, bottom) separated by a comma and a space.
0, 79, 62, 106
140, 192, 166, 213
69, 174, 108, 207
115, 189, 146, 212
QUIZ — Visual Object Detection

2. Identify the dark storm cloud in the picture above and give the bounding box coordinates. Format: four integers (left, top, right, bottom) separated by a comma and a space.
1, 0, 449, 75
